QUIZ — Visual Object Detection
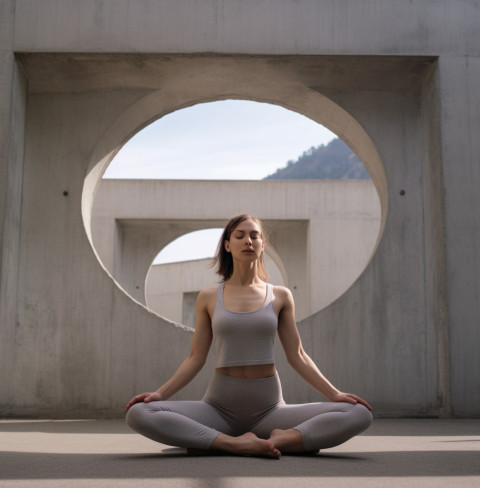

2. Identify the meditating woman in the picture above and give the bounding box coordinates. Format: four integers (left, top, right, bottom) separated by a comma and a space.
126, 214, 372, 458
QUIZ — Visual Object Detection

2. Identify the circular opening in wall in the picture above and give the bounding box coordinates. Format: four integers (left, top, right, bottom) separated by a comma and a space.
144, 228, 286, 327
86, 96, 383, 327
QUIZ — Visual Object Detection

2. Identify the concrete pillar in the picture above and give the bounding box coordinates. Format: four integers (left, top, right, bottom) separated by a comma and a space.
420, 61, 450, 417
437, 56, 480, 417
0, 11, 28, 408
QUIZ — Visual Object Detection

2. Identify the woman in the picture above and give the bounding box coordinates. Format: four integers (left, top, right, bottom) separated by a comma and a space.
126, 214, 372, 458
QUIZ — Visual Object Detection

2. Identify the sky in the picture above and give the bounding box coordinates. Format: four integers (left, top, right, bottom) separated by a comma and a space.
103, 100, 335, 180
103, 100, 336, 263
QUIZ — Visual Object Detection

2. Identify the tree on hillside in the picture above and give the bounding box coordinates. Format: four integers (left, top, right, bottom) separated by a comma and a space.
264, 138, 370, 180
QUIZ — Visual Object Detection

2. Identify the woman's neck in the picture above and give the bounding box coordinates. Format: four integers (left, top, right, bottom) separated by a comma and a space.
228, 262, 262, 286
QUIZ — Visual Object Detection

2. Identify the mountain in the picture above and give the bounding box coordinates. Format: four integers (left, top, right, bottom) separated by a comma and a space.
264, 138, 370, 180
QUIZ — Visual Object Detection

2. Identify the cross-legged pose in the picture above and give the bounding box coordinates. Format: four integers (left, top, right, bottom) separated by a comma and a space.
126, 214, 373, 458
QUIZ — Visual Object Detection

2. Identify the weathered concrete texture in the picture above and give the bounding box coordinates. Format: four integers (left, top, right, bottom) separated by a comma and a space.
91, 179, 380, 322
420, 62, 451, 416
437, 55, 480, 417
0, 1, 479, 419
0, 55, 28, 413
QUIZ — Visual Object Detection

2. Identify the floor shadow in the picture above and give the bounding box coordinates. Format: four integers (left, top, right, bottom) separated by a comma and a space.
1, 450, 479, 480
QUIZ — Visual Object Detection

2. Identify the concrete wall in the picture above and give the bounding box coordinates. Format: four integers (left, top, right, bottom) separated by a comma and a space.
1, 0, 479, 418
91, 179, 381, 323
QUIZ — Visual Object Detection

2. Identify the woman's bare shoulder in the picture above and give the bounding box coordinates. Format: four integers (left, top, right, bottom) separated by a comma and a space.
197, 286, 218, 308
272, 285, 293, 299
272, 285, 294, 310
198, 286, 218, 299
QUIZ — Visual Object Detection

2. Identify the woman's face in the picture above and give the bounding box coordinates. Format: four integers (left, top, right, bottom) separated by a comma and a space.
225, 218, 264, 261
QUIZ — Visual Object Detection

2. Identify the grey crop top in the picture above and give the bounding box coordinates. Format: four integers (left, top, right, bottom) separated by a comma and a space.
211, 283, 278, 368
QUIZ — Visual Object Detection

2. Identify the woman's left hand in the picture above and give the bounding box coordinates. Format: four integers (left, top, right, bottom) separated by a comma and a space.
331, 392, 373, 411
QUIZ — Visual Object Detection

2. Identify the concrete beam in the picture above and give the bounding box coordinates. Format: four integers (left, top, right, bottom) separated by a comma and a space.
12, 0, 480, 56
92, 180, 380, 321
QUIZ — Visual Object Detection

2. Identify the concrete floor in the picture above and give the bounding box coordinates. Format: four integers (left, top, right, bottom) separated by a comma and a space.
1, 419, 479, 488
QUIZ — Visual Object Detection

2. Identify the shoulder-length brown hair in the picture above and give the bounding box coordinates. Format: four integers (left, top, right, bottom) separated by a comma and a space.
212, 214, 269, 282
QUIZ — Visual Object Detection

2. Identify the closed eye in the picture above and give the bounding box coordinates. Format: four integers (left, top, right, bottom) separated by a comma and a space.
233, 231, 261, 239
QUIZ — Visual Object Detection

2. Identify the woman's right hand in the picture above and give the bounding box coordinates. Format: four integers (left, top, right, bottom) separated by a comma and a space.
125, 392, 162, 412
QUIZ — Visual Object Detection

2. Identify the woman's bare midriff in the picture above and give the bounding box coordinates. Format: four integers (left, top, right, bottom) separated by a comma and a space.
216, 363, 276, 379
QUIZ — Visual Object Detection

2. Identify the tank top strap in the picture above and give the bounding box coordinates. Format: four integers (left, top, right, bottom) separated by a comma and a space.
216, 283, 225, 308
265, 283, 274, 306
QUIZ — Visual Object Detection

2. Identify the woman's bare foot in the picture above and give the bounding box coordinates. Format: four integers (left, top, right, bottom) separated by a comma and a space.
268, 428, 307, 454
211, 432, 281, 458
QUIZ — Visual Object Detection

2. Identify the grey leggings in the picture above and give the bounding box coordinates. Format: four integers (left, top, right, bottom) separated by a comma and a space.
126, 371, 372, 452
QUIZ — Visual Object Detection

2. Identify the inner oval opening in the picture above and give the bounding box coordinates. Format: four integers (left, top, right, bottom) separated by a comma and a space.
145, 228, 286, 327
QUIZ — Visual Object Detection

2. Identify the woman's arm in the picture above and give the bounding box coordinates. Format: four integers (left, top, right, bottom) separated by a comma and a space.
276, 287, 372, 411
125, 288, 214, 412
